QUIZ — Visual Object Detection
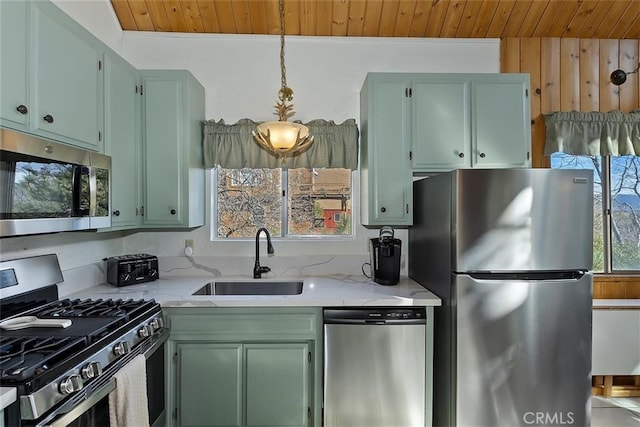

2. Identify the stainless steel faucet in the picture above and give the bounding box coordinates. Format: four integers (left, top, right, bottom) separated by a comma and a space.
254, 227, 274, 278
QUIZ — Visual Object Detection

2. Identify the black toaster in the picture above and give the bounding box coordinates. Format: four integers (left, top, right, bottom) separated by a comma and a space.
106, 253, 159, 286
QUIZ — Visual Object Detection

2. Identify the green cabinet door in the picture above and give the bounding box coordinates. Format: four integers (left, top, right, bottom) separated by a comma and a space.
0, 0, 29, 130
30, 1, 102, 151
141, 70, 205, 228
178, 343, 243, 427
410, 73, 531, 172
245, 343, 311, 427
472, 78, 531, 168
360, 75, 412, 227
104, 53, 141, 229
176, 342, 311, 427
411, 79, 470, 170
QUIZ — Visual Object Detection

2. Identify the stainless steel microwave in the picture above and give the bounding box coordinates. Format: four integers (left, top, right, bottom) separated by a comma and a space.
0, 129, 111, 237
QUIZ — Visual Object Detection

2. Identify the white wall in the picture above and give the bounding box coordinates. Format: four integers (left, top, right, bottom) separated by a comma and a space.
122, 32, 500, 123
1, 0, 501, 278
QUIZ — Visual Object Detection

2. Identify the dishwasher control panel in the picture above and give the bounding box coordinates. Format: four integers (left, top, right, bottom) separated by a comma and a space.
323, 307, 426, 324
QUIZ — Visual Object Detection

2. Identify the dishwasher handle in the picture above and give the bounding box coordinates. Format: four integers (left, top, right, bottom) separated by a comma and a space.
323, 307, 426, 325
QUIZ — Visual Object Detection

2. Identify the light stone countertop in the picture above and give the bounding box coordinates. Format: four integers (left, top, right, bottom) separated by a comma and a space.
66, 274, 441, 307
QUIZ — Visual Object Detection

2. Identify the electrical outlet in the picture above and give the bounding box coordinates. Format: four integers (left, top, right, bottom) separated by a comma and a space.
185, 239, 195, 256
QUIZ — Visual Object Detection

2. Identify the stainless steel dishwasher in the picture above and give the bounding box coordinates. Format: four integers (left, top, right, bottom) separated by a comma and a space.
323, 307, 426, 427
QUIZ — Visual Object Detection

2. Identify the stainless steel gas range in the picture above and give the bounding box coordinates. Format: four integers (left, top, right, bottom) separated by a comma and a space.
0, 254, 168, 426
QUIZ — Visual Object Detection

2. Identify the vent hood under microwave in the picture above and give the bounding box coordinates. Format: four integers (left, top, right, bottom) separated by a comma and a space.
0, 129, 111, 237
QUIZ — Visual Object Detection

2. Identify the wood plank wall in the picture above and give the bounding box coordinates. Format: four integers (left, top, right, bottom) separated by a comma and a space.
500, 38, 640, 299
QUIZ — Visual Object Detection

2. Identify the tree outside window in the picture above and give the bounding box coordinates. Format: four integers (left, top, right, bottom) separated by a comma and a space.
551, 153, 640, 272
214, 167, 352, 238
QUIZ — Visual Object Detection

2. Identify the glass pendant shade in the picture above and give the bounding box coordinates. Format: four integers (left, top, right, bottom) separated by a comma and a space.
253, 121, 313, 156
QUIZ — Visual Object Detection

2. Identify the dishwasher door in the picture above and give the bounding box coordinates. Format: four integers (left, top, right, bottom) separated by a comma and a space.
323, 307, 426, 427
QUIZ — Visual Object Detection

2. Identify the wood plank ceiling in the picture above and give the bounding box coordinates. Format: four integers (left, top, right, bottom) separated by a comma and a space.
110, 0, 640, 39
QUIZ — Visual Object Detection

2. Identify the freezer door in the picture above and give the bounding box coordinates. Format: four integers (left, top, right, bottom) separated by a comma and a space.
453, 272, 592, 427
453, 168, 593, 272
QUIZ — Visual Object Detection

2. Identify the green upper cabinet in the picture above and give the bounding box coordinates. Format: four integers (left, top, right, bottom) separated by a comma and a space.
30, 1, 103, 151
141, 70, 205, 228
411, 79, 470, 170
0, 1, 29, 130
0, 0, 104, 151
104, 53, 141, 229
360, 75, 413, 227
360, 72, 531, 227
411, 73, 531, 172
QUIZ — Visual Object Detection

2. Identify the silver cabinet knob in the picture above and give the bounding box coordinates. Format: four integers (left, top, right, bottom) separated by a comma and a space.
81, 361, 102, 379
59, 375, 83, 395
113, 341, 131, 356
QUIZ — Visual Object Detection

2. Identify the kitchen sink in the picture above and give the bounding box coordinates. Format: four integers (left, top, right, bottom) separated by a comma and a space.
192, 280, 303, 296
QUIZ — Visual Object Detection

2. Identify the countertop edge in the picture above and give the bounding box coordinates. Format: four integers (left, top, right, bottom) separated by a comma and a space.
0, 387, 16, 411
65, 275, 442, 308
593, 299, 640, 309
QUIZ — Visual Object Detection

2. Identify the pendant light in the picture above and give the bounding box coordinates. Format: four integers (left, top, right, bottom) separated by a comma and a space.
252, 0, 313, 158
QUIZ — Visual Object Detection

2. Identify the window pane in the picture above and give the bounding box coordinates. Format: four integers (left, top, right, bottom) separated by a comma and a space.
551, 153, 604, 272
610, 156, 640, 271
216, 168, 282, 238
287, 168, 352, 236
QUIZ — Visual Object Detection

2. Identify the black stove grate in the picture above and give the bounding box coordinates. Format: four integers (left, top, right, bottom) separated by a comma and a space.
0, 336, 88, 382
32, 298, 154, 318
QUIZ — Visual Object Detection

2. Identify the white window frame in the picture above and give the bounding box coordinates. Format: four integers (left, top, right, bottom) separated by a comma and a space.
210, 168, 356, 241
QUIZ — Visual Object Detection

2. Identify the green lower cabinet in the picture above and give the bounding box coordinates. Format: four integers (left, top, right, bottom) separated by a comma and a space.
245, 343, 311, 426
178, 343, 243, 426
165, 308, 322, 427
176, 342, 311, 427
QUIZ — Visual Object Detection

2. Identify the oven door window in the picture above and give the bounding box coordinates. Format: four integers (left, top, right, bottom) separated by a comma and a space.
0, 150, 89, 219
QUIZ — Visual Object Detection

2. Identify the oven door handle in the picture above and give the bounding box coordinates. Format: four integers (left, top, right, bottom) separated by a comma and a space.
40, 378, 116, 427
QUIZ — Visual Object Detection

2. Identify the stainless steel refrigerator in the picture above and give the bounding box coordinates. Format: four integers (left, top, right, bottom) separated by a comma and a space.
408, 168, 593, 427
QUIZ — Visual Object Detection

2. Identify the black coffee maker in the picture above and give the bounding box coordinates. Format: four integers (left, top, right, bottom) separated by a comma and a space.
370, 226, 402, 285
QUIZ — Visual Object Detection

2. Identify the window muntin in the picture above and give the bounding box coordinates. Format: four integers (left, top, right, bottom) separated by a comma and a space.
213, 167, 352, 239
551, 153, 640, 272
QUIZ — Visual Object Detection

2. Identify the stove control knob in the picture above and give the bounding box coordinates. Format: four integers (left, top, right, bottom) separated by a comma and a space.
113, 341, 131, 356
150, 317, 164, 331
138, 325, 151, 338
81, 361, 102, 379
59, 375, 83, 395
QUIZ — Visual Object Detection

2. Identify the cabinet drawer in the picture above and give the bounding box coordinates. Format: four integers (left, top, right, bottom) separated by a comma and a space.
165, 307, 320, 339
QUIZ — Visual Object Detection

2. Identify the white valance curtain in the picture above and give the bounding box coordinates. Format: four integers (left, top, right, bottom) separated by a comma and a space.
544, 110, 640, 156
203, 118, 359, 170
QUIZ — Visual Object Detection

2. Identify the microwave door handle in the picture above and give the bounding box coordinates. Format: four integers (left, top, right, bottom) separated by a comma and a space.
71, 165, 90, 217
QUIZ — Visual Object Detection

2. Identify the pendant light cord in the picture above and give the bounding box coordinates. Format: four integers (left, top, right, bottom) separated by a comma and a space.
277, 0, 294, 104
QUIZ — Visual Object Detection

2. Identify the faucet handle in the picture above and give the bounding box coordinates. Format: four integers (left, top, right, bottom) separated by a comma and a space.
253, 264, 271, 279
